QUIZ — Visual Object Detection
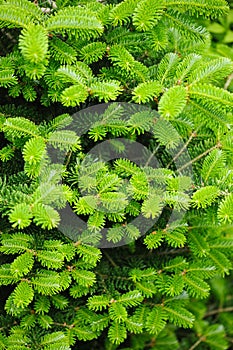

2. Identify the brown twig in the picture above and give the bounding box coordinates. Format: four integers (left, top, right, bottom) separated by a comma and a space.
224, 72, 233, 90
177, 143, 220, 172
103, 250, 118, 267
166, 129, 199, 169
189, 336, 206, 350
204, 306, 233, 318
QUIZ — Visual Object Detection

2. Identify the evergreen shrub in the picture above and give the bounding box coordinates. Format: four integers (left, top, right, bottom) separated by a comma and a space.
0, 0, 233, 349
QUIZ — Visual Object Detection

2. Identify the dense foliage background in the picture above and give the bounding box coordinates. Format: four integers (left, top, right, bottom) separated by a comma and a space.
1, 0, 233, 349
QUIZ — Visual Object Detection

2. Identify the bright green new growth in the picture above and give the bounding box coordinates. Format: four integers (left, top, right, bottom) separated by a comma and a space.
0, 0, 233, 349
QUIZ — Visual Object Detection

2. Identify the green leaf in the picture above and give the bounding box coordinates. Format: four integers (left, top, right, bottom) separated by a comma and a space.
141, 194, 163, 219
0, 0, 42, 28
9, 203, 32, 229
50, 295, 69, 310
21, 313, 37, 329
118, 290, 143, 307
45, 7, 104, 39
163, 274, 185, 296
133, 0, 165, 31
31, 271, 65, 295
37, 250, 64, 270
164, 229, 187, 248
109, 45, 148, 80
156, 53, 180, 85
188, 231, 210, 257
19, 24, 48, 64
125, 317, 143, 333
61, 84, 88, 107
165, 11, 209, 44
114, 158, 140, 176
73, 326, 97, 341
164, 306, 194, 328
192, 186, 219, 209
128, 110, 155, 134
218, 193, 233, 224
11, 252, 34, 278
89, 80, 122, 102
208, 22, 225, 34
91, 314, 110, 332
109, 0, 138, 26
207, 250, 232, 276
40, 331, 70, 348
72, 269, 96, 287
0, 69, 17, 88
183, 274, 210, 298
0, 233, 33, 254
204, 324, 228, 349
158, 85, 188, 120
189, 83, 233, 113
5, 327, 30, 347
132, 80, 163, 104
50, 37, 77, 65
79, 42, 106, 64
75, 196, 98, 215
187, 264, 216, 279
0, 264, 19, 286
130, 171, 149, 200
165, 0, 229, 18
34, 296, 50, 314
100, 191, 128, 212
145, 306, 168, 334
12, 281, 34, 308
109, 303, 128, 322
3, 117, 40, 138
48, 130, 79, 151
22, 137, 46, 177
129, 268, 157, 282
153, 118, 181, 149
108, 322, 127, 345
70, 284, 90, 298
201, 149, 226, 183
87, 295, 110, 311
32, 204, 60, 229
135, 281, 157, 297
77, 244, 102, 266
144, 231, 164, 249
188, 58, 233, 85
38, 315, 53, 329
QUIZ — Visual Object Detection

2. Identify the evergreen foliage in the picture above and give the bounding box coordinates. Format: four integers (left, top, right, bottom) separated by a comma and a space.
0, 0, 233, 349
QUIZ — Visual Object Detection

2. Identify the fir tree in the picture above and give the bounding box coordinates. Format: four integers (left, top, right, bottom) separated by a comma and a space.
0, 0, 233, 349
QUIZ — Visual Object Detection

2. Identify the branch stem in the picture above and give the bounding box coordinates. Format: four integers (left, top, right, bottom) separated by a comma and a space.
167, 129, 200, 168
145, 144, 160, 167
177, 144, 220, 172
224, 72, 233, 90
103, 250, 118, 267
205, 306, 233, 317
189, 337, 205, 350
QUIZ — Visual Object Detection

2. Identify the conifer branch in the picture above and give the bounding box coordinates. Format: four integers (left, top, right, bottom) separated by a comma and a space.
204, 306, 233, 317
189, 336, 206, 350
0, 0, 233, 348
167, 129, 200, 168
178, 143, 221, 172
